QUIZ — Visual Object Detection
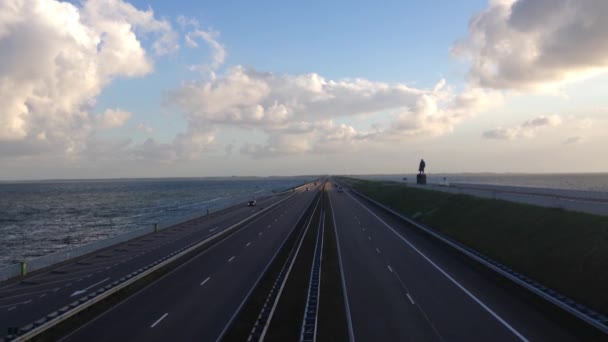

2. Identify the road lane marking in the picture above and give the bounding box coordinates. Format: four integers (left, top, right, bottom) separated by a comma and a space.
406, 293, 416, 305
376, 248, 381, 254
39, 294, 46, 298
210, 227, 219, 232
0, 300, 31, 309
246, 242, 251, 247
200, 277, 210, 286
7, 306, 16, 311
70, 277, 110, 297
368, 236, 372, 240
228, 256, 235, 262
150, 313, 168, 328
267, 225, 271, 228
347, 192, 529, 342
328, 196, 355, 342
259, 232, 263, 236
387, 265, 393, 272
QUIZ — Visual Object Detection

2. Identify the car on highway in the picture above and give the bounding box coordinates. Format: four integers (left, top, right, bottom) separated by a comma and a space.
338, 186, 344, 193
247, 200, 256, 206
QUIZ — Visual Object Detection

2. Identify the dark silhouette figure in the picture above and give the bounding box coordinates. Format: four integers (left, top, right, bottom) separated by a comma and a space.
418, 159, 426, 175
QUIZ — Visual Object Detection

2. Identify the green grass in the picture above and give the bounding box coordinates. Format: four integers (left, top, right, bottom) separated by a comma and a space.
348, 178, 608, 315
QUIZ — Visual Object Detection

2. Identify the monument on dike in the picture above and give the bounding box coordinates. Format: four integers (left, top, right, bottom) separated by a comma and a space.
417, 159, 427, 185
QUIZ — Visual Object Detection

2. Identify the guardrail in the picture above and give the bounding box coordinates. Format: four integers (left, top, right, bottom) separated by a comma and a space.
344, 185, 608, 335
5, 190, 298, 342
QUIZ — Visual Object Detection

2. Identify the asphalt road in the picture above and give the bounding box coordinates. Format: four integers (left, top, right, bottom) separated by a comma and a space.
0, 190, 294, 334
60, 186, 320, 341
328, 181, 580, 342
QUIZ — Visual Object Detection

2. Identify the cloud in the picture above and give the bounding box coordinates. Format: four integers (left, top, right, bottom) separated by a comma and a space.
135, 123, 154, 134
168, 66, 501, 158
454, 0, 608, 90
0, 0, 177, 158
483, 114, 562, 140
95, 108, 132, 129
563, 136, 584, 145
179, 16, 226, 74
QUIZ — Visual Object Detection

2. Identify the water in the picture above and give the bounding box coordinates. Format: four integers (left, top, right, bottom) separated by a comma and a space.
0, 177, 312, 268
356, 173, 608, 192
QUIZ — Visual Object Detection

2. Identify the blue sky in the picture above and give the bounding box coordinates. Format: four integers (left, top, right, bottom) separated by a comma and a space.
1, 0, 608, 179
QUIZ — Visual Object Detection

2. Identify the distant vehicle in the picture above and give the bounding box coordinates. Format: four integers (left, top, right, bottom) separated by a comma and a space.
305, 187, 310, 191
338, 186, 344, 193
248, 200, 256, 206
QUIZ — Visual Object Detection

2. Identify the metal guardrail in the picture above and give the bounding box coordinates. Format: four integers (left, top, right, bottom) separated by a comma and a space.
246, 195, 321, 342
4, 191, 298, 342
346, 186, 608, 335
300, 208, 324, 342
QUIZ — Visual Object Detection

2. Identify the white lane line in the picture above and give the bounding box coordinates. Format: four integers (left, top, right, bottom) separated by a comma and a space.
7, 306, 16, 311
200, 277, 211, 286
228, 256, 235, 262
368, 236, 372, 241
376, 248, 381, 254
210, 227, 219, 232
0, 300, 31, 309
246, 242, 251, 247
70, 277, 110, 297
150, 313, 168, 328
347, 192, 529, 342
387, 265, 393, 272
267, 225, 271, 228
39, 294, 46, 298
362, 228, 366, 232
406, 293, 416, 305
259, 232, 263, 236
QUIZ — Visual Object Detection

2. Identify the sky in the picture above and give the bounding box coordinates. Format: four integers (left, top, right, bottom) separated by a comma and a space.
1, 0, 608, 180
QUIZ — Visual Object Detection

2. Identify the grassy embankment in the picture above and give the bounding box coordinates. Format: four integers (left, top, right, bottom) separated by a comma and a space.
348, 178, 608, 316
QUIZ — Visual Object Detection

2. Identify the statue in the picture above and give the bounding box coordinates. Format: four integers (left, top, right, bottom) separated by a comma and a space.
416, 159, 427, 185
418, 159, 426, 175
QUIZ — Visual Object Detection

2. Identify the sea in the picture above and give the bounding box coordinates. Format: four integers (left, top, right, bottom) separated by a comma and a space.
0, 177, 313, 268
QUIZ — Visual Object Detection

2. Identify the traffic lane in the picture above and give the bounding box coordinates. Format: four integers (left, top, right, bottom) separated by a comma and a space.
61, 190, 318, 342
0, 193, 288, 331
330, 189, 441, 341
343, 189, 579, 341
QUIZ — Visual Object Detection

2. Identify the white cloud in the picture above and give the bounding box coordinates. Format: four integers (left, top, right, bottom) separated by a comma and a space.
95, 108, 132, 129
180, 16, 226, 74
0, 0, 176, 157
563, 136, 584, 145
483, 114, 562, 140
454, 0, 608, 90
135, 123, 154, 134
168, 66, 501, 158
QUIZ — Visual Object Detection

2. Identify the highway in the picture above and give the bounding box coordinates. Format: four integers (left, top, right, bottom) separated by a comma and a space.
0, 189, 297, 335
59, 185, 320, 341
327, 181, 581, 341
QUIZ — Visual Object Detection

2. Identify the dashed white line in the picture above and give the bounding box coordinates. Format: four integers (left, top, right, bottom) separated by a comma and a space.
200, 277, 211, 286
387, 265, 393, 272
376, 248, 381, 254
210, 227, 219, 232
368, 236, 372, 241
7, 306, 16, 311
228, 256, 235, 262
267, 225, 271, 228
246, 242, 251, 247
347, 191, 529, 342
150, 313, 168, 328
39, 294, 46, 298
406, 293, 416, 304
